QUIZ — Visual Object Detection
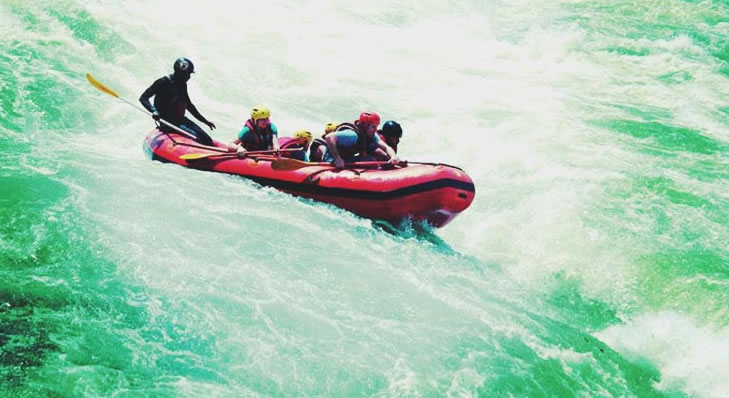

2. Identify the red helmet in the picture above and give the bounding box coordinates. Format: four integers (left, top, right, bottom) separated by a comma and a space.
358, 112, 380, 127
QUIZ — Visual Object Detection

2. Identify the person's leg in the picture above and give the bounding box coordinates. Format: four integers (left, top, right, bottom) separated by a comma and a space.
179, 118, 214, 146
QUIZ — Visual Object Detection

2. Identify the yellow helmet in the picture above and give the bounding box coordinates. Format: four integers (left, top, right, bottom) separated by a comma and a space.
251, 106, 271, 122
294, 129, 313, 144
324, 122, 338, 134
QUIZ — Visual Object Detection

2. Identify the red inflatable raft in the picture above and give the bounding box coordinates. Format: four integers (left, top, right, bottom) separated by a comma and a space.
143, 129, 475, 228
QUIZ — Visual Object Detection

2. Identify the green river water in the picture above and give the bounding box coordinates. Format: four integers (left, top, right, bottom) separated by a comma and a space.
2, 1, 729, 397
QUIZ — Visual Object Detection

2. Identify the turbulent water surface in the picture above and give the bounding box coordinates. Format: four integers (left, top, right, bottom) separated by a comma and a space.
2, 1, 729, 397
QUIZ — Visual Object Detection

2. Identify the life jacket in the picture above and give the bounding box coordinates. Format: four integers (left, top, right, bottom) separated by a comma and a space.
153, 75, 187, 120
167, 76, 187, 117
378, 132, 398, 153
333, 121, 373, 159
309, 138, 327, 162
278, 137, 299, 150
278, 137, 307, 160
243, 119, 274, 151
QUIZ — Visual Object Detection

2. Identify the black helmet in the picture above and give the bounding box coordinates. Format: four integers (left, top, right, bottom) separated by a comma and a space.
381, 121, 402, 138
173, 57, 195, 74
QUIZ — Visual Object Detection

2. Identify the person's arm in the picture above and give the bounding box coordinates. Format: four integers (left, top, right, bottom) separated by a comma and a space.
373, 147, 388, 160
186, 92, 216, 130
271, 124, 280, 151
229, 126, 250, 154
324, 134, 345, 168
377, 140, 400, 164
228, 137, 243, 151
139, 79, 161, 120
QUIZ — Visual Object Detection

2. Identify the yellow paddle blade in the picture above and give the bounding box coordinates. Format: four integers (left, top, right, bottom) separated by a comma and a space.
86, 73, 119, 98
270, 158, 314, 171
180, 153, 216, 160
180, 152, 239, 160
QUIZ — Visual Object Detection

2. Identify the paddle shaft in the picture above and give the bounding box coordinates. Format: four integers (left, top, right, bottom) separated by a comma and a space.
313, 160, 400, 168
271, 158, 398, 171
181, 148, 301, 160
85, 73, 227, 153
405, 161, 464, 171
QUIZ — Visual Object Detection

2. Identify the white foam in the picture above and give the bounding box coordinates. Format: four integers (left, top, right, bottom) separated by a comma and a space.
596, 312, 729, 398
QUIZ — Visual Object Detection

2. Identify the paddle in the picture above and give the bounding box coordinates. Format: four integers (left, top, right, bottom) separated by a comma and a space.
179, 148, 300, 160
401, 161, 464, 171
85, 73, 228, 153
179, 152, 236, 160
270, 158, 397, 171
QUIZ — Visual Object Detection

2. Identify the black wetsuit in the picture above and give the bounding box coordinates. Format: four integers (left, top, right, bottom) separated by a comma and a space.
139, 74, 214, 145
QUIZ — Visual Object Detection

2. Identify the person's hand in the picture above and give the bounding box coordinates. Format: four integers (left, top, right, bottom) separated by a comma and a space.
388, 156, 401, 165
235, 145, 247, 158
206, 121, 216, 130
151, 111, 161, 121
334, 157, 345, 169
